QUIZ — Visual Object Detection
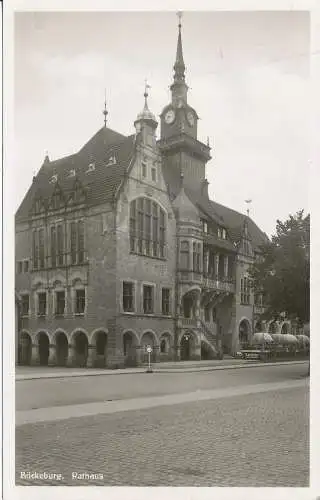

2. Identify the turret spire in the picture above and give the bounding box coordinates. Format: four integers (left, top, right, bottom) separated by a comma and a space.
102, 89, 108, 127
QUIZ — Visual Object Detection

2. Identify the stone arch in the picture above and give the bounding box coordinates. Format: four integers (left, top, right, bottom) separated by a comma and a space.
141, 330, 159, 363
19, 330, 32, 365
70, 329, 89, 367
159, 331, 174, 360
181, 288, 201, 319
53, 329, 69, 366
34, 331, 50, 366
238, 318, 252, 346
90, 329, 108, 368
179, 330, 199, 361
123, 330, 140, 367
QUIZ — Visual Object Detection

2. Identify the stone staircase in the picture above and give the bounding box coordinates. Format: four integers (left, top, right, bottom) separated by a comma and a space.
199, 320, 218, 357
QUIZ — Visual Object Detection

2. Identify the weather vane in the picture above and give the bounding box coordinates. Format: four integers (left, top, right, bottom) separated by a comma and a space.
177, 11, 183, 27
245, 199, 252, 217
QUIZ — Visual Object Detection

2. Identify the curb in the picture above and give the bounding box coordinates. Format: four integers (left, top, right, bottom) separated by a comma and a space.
15, 360, 308, 381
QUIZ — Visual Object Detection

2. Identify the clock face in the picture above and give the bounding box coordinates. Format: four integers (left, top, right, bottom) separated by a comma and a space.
187, 111, 195, 127
165, 109, 175, 124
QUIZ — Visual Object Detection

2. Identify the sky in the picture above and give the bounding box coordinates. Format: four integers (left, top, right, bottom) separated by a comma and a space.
13, 10, 310, 236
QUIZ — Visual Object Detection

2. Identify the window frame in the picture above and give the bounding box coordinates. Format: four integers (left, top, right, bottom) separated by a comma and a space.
21, 294, 30, 317
161, 288, 171, 316
37, 291, 47, 317
122, 281, 135, 313
143, 284, 154, 315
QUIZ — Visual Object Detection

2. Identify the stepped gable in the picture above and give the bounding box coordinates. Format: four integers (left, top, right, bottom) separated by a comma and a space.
210, 200, 269, 250
16, 126, 135, 221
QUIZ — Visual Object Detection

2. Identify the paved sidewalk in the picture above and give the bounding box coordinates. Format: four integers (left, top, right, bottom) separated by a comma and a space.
16, 359, 308, 380
16, 378, 308, 426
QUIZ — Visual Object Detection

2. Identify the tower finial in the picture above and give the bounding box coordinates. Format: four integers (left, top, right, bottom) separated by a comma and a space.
245, 199, 252, 217
144, 78, 151, 108
103, 88, 108, 127
177, 10, 183, 29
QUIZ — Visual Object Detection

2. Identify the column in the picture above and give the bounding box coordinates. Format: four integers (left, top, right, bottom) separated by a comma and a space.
136, 345, 142, 366
154, 345, 160, 363
204, 249, 209, 275
67, 344, 75, 367
86, 344, 96, 368
224, 255, 229, 279
48, 344, 57, 366
215, 254, 220, 279
30, 344, 39, 366
175, 344, 181, 361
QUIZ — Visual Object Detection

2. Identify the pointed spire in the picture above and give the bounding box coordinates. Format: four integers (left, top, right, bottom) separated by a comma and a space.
102, 89, 108, 127
135, 79, 157, 127
43, 151, 50, 164
173, 12, 186, 83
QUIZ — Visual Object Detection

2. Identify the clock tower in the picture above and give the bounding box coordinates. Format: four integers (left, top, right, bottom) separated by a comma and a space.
158, 13, 211, 193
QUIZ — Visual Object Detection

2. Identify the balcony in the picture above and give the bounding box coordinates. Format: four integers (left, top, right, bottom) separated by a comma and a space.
178, 271, 236, 294
180, 317, 198, 328
254, 305, 266, 315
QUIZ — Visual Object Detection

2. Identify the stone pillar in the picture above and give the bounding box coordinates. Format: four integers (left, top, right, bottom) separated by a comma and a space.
224, 255, 229, 278
48, 344, 56, 366
215, 254, 220, 278
154, 346, 161, 363
67, 344, 75, 367
136, 345, 142, 366
86, 344, 96, 368
175, 345, 181, 361
195, 294, 200, 319
193, 343, 201, 361
31, 344, 40, 366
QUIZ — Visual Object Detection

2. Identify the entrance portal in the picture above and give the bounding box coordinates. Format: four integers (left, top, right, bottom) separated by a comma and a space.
38, 332, 49, 366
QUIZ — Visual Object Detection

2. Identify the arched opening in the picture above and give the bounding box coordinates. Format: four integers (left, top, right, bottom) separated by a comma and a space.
180, 332, 196, 361
141, 331, 157, 363
95, 331, 108, 368
74, 331, 88, 367
239, 320, 251, 347
38, 332, 49, 366
159, 333, 173, 360
255, 320, 262, 333
56, 332, 68, 366
281, 323, 289, 335
268, 321, 277, 334
123, 331, 138, 367
19, 332, 32, 365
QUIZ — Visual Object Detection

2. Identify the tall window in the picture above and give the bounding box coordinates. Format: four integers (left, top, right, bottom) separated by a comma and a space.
71, 222, 77, 264
241, 277, 250, 305
180, 241, 190, 270
151, 167, 157, 182
24, 260, 29, 273
75, 289, 85, 314
78, 221, 84, 263
70, 220, 85, 264
204, 305, 210, 322
193, 242, 201, 272
143, 285, 153, 314
142, 161, 147, 178
38, 292, 46, 316
57, 225, 64, 266
39, 229, 45, 269
21, 295, 29, 316
33, 231, 39, 270
123, 282, 134, 312
55, 291, 65, 315
51, 226, 56, 268
129, 200, 136, 252
162, 288, 171, 315
129, 198, 166, 259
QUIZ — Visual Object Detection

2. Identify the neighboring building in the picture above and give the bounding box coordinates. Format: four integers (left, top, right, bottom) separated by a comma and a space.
15, 19, 272, 368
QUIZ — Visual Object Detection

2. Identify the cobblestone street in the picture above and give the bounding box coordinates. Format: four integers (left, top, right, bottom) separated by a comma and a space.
16, 364, 309, 487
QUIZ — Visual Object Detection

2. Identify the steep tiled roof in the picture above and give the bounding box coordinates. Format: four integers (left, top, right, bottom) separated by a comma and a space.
16, 127, 135, 221
210, 200, 269, 250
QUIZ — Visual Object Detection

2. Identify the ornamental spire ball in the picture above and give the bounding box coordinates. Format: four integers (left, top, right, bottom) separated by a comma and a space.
102, 88, 108, 127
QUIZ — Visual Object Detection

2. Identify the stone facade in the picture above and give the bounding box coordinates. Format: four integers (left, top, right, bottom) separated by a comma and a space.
15, 19, 271, 368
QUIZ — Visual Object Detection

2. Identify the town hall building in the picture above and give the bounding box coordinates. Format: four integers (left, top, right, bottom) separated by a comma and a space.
15, 18, 286, 368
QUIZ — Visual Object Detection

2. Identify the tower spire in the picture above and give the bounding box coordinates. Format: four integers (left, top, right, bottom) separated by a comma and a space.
102, 89, 108, 127
173, 11, 186, 83
170, 12, 188, 105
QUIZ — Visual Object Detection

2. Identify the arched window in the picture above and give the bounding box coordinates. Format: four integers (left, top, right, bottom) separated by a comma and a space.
180, 241, 190, 270
129, 198, 166, 259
